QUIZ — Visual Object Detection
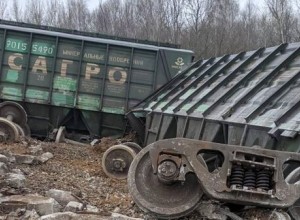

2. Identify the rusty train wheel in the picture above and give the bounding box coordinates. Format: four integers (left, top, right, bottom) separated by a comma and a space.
128, 146, 205, 219
122, 142, 142, 154
55, 126, 66, 143
21, 124, 31, 137
286, 167, 300, 220
14, 123, 25, 137
102, 144, 137, 179
0, 101, 27, 126
0, 118, 19, 143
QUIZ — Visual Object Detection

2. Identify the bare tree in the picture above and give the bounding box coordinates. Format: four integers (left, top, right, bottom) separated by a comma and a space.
165, 0, 186, 44
45, 0, 63, 26
185, 0, 212, 58
11, 0, 23, 22
240, 0, 259, 50
0, 0, 7, 19
265, 0, 294, 43
24, 0, 44, 25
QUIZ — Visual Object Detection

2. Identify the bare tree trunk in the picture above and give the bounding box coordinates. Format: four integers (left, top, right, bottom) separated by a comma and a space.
11, 0, 23, 22
0, 0, 7, 19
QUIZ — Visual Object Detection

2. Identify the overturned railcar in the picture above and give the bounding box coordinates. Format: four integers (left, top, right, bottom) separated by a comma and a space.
0, 20, 193, 140
127, 42, 300, 219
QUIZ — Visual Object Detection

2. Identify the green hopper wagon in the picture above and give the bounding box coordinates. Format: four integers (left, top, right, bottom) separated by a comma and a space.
127, 42, 300, 219
0, 20, 193, 141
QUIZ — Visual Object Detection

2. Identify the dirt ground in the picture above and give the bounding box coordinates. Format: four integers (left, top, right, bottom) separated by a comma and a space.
0, 137, 205, 219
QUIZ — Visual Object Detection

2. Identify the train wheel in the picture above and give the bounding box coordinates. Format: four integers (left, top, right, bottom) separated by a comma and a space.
0, 101, 27, 126
128, 146, 205, 219
122, 142, 142, 154
14, 123, 25, 137
102, 144, 137, 179
286, 167, 300, 220
21, 124, 31, 137
55, 126, 66, 143
0, 118, 19, 143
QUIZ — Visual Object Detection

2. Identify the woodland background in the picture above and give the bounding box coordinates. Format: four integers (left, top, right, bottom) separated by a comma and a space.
0, 0, 298, 59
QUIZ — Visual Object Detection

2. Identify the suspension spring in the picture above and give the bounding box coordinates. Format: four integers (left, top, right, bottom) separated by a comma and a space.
256, 169, 271, 190
230, 165, 244, 187
243, 169, 256, 189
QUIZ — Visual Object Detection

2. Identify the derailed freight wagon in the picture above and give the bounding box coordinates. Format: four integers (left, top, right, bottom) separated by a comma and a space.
0, 20, 193, 141
127, 42, 300, 219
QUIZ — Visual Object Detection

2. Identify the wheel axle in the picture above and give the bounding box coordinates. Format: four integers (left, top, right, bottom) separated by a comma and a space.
158, 160, 179, 183
112, 158, 126, 171
102, 144, 137, 179
0, 101, 27, 126
0, 101, 29, 142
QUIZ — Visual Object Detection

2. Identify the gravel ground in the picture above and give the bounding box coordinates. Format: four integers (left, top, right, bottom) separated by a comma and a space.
0, 137, 204, 219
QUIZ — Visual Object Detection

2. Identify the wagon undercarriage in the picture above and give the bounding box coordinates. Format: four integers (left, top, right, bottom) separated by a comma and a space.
128, 138, 300, 219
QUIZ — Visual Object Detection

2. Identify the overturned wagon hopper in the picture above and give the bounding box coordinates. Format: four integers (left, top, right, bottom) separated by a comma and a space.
0, 21, 193, 139
127, 42, 300, 219
132, 42, 300, 151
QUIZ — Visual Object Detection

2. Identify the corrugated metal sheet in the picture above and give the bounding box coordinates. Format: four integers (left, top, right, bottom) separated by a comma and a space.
134, 43, 300, 150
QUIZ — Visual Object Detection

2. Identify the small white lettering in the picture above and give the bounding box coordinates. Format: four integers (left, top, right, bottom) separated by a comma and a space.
63, 50, 80, 57
109, 56, 130, 64
84, 53, 104, 61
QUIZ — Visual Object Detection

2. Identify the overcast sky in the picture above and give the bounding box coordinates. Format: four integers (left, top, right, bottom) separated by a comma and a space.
86, 0, 99, 10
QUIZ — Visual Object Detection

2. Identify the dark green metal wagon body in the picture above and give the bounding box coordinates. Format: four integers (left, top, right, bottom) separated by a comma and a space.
0, 21, 193, 139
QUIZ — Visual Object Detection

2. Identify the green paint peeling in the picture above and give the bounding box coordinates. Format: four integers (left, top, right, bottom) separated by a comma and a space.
102, 107, 125, 114
182, 103, 193, 111
1, 86, 22, 101
157, 101, 168, 109
53, 76, 77, 91
180, 88, 196, 99
26, 89, 49, 101
51, 91, 75, 107
195, 104, 210, 112
6, 70, 19, 82
77, 94, 100, 111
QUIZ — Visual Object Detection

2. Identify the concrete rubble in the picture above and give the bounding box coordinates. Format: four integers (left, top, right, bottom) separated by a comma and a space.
13, 154, 36, 165
36, 152, 54, 163
0, 154, 8, 163
63, 201, 84, 212
0, 194, 61, 215
0, 162, 8, 175
4, 173, 26, 188
46, 189, 79, 206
